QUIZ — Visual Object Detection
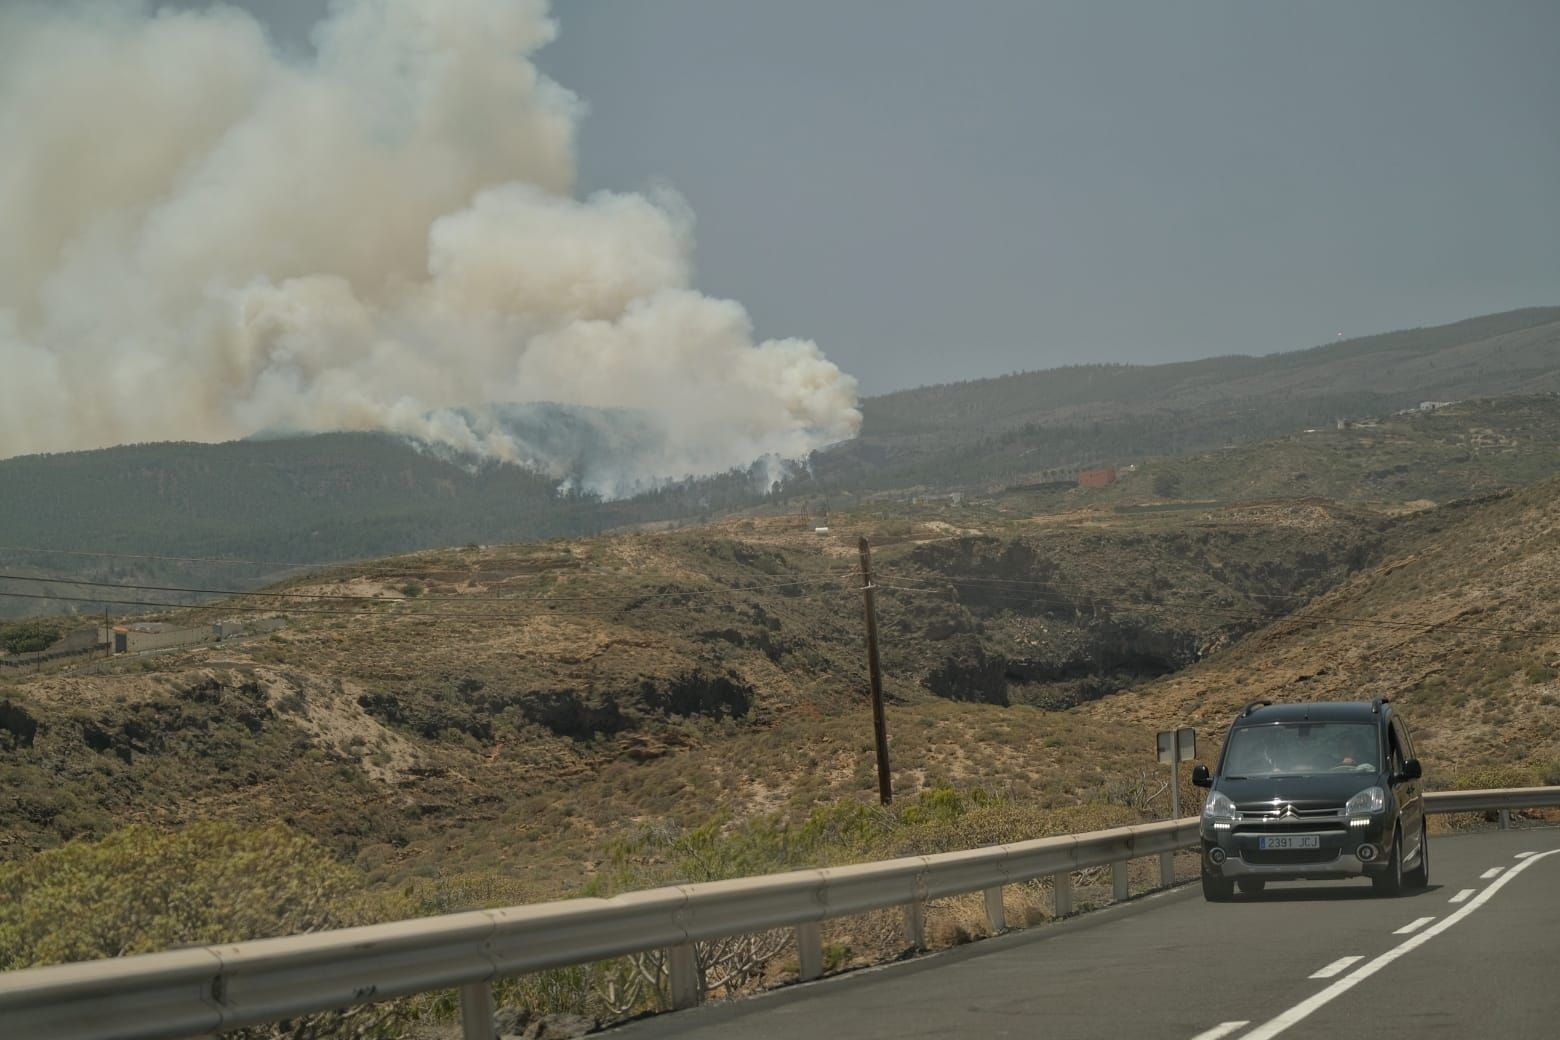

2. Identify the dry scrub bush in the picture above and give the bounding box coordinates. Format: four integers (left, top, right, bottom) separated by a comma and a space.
0, 823, 374, 967
0, 822, 403, 1039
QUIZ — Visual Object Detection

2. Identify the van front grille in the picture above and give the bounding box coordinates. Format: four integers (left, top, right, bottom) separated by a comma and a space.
1241, 848, 1338, 866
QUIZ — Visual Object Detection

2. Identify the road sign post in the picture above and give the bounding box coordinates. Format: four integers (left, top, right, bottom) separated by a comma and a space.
1157, 727, 1196, 885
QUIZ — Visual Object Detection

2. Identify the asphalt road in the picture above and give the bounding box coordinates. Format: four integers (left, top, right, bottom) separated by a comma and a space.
605, 827, 1560, 1040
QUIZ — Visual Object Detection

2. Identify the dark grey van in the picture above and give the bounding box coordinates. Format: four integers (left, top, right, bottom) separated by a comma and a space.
1192, 698, 1428, 900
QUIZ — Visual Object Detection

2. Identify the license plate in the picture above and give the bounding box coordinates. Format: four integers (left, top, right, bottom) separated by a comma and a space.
1259, 834, 1320, 850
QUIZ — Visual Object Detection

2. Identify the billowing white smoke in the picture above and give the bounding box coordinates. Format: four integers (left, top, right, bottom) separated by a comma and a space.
0, 0, 860, 497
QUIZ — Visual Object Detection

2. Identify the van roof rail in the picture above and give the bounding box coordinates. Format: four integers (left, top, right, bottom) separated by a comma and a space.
1241, 699, 1273, 717
1371, 696, 1390, 714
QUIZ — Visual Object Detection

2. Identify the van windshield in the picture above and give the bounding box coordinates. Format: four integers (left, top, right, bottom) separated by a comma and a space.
1222, 722, 1379, 777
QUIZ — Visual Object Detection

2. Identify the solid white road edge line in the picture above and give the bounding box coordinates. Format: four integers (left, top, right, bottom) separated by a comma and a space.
1392, 916, 1435, 935
1480, 867, 1505, 879
1308, 956, 1364, 979
1448, 888, 1475, 904
1239, 848, 1560, 1040
1189, 1021, 1250, 1040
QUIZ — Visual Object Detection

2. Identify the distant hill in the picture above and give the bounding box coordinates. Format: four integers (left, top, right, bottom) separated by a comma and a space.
1076, 395, 1560, 508
0, 434, 778, 617
2, 307, 1557, 617
821, 306, 1560, 491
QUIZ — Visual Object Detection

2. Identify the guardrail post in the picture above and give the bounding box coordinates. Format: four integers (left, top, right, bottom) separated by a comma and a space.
1499, 809, 1511, 830
903, 899, 926, 949
1052, 871, 1073, 917
668, 943, 701, 1010
1112, 860, 1129, 902
983, 886, 1006, 933
1159, 850, 1176, 886
459, 981, 495, 1040
796, 922, 823, 981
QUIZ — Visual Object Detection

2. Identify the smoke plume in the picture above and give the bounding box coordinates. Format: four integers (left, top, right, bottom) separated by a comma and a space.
0, 0, 860, 496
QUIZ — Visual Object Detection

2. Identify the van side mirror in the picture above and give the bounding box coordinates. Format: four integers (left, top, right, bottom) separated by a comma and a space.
1191, 763, 1212, 788
1399, 758, 1422, 782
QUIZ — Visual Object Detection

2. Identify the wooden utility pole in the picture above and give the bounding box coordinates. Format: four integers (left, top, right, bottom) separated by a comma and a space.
858, 537, 892, 805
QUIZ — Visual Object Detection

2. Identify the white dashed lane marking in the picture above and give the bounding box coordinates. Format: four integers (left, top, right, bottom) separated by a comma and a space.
1238, 849, 1560, 1040
1189, 1022, 1250, 1040
1449, 888, 1475, 904
1309, 956, 1364, 979
1393, 916, 1435, 935
1514, 851, 1538, 859
1480, 867, 1505, 879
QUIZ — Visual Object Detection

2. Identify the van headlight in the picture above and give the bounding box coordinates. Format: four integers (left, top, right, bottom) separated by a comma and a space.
1203, 791, 1237, 822
1346, 786, 1386, 815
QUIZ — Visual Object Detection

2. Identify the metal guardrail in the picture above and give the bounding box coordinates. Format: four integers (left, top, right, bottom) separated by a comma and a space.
1424, 786, 1560, 830
1424, 786, 1560, 815
1, 787, 1555, 1040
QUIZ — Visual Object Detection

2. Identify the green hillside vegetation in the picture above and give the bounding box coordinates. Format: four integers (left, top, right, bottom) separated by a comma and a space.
0, 822, 371, 968
0, 618, 70, 654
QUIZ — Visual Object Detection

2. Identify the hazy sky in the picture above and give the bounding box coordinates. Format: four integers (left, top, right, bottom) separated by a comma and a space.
95, 2, 1560, 392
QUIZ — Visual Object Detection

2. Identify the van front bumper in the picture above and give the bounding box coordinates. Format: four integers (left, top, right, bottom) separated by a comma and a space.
1201, 820, 1392, 880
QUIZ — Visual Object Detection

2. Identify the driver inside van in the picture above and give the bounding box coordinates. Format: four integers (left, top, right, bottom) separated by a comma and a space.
1333, 728, 1376, 770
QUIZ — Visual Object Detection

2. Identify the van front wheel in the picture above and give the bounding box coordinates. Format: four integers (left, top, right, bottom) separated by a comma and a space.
1372, 827, 1404, 897
1404, 820, 1430, 889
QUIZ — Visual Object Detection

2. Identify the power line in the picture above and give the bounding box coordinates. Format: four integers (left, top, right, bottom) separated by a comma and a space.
8, 533, 1548, 642
0, 571, 853, 608
0, 545, 320, 569
0, 580, 851, 621
6, 561, 1543, 639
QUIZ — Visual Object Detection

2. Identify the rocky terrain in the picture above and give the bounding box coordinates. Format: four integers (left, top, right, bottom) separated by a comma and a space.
1090, 478, 1560, 778
0, 499, 1394, 882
